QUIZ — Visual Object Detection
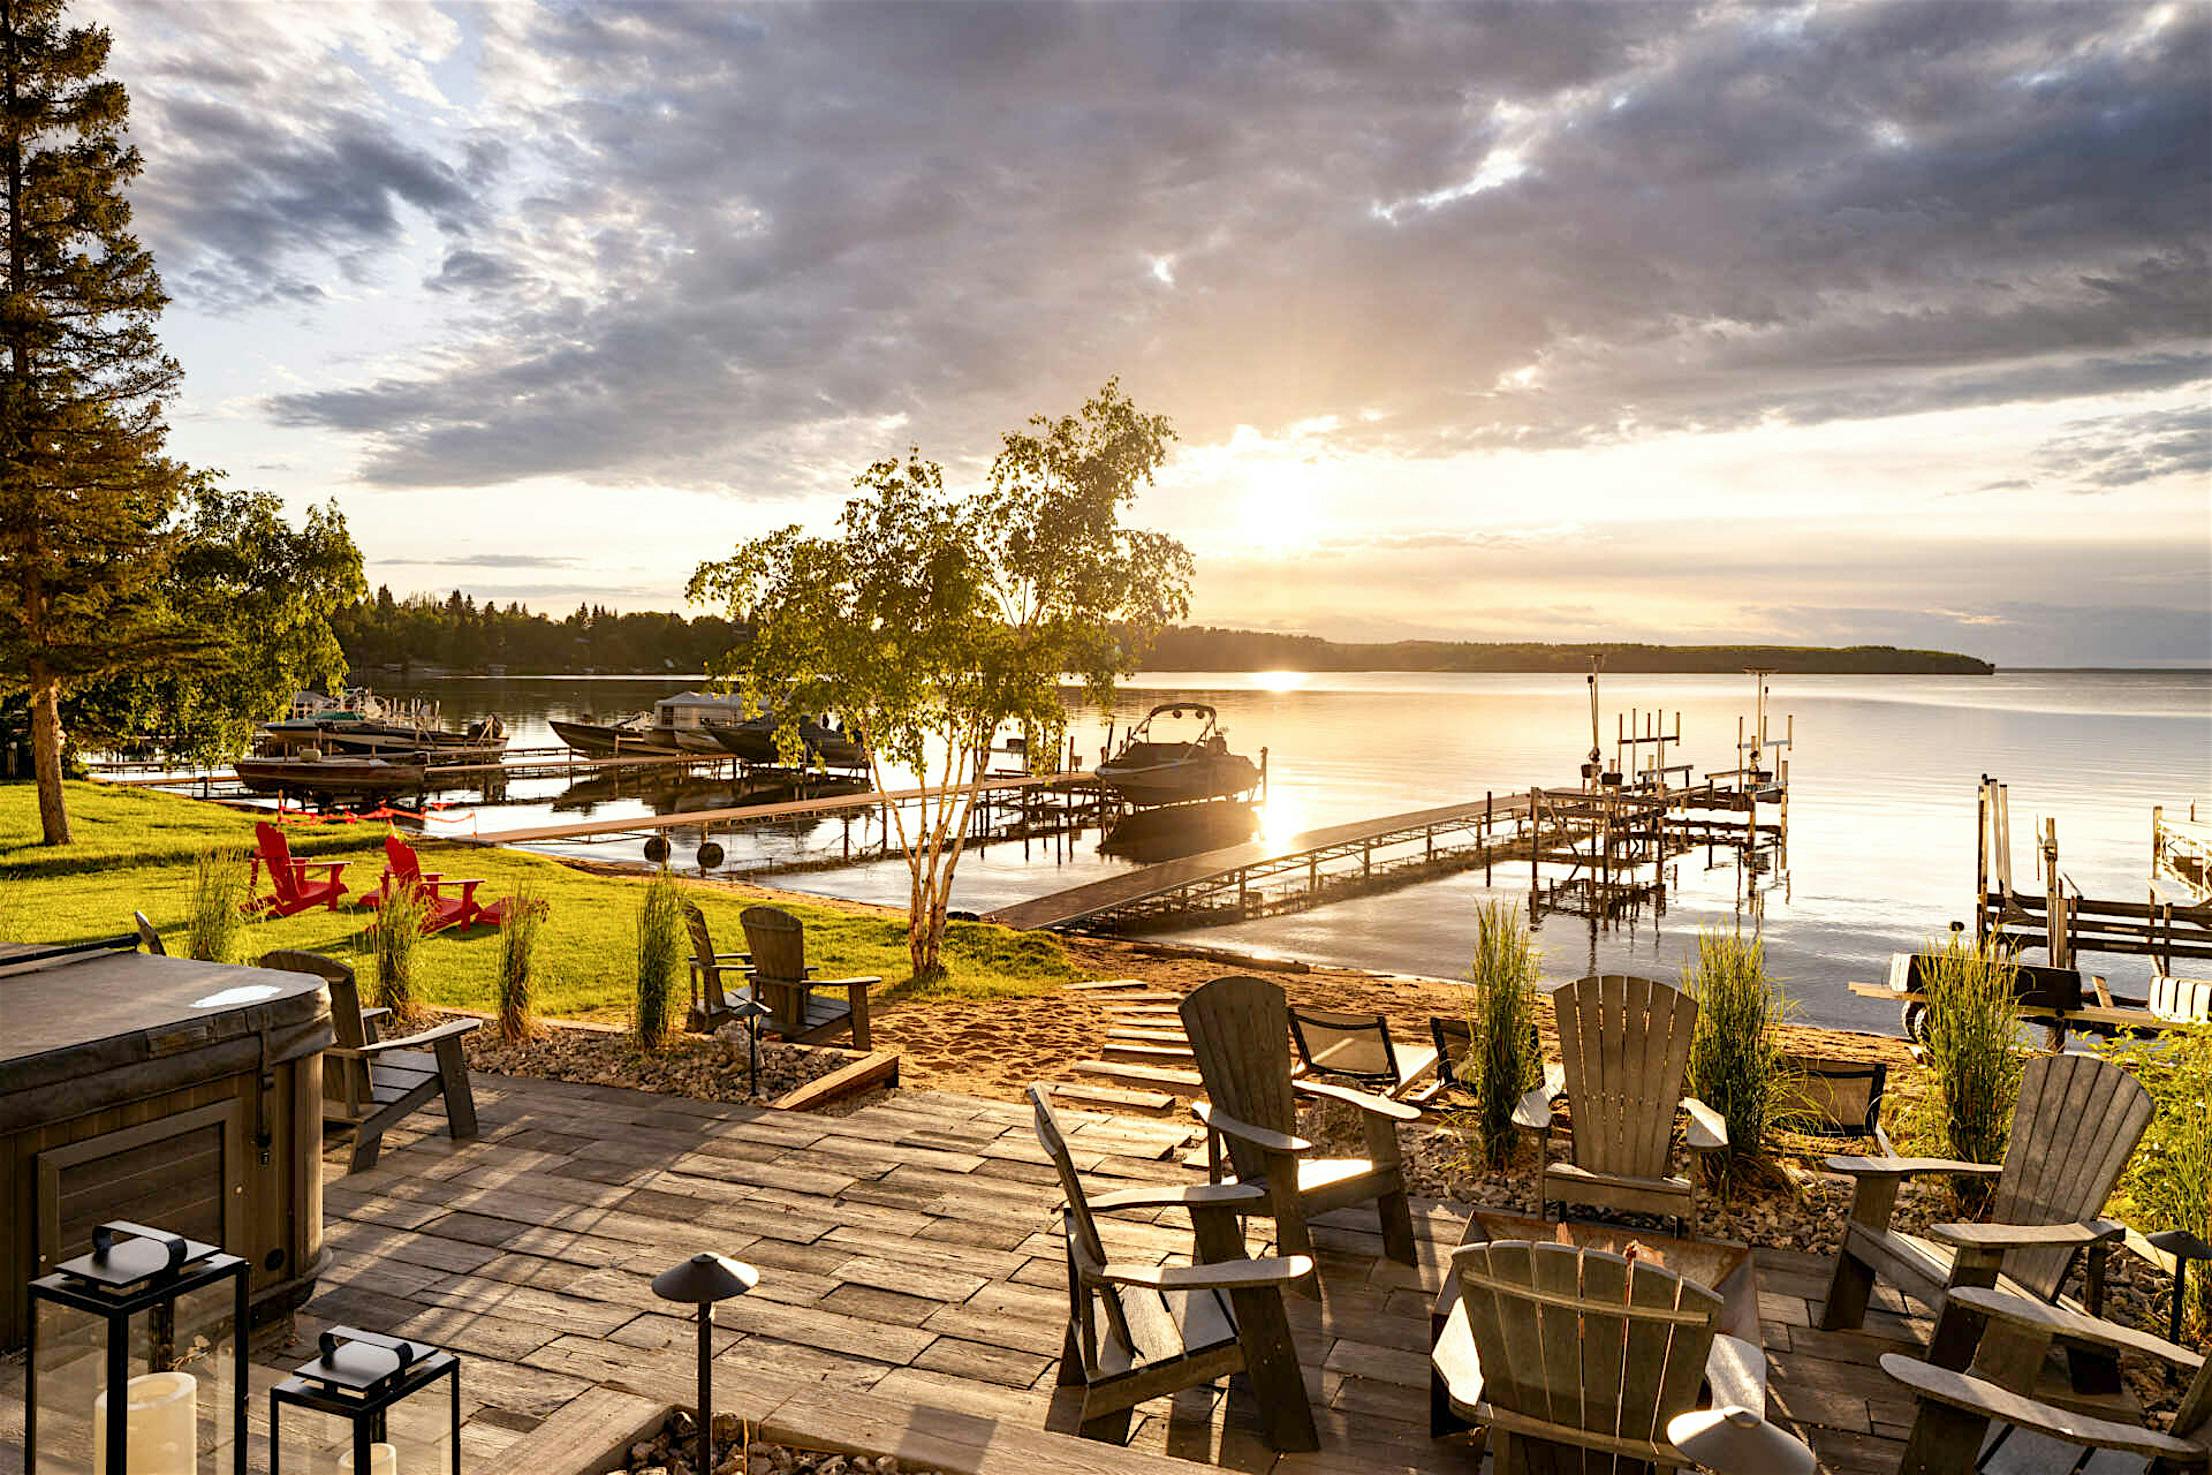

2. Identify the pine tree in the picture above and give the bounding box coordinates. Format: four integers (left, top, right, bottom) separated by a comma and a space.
0, 0, 185, 844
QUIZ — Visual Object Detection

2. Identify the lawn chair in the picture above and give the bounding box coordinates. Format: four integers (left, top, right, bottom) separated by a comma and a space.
1821, 1052, 2153, 1386
1522, 974, 1726, 1235
1029, 1084, 1318, 1451
1784, 1055, 1888, 1141
680, 899, 752, 1032
1433, 1240, 1806, 1473
132, 910, 165, 955
1882, 1286, 2209, 1475
247, 821, 348, 917
1287, 1005, 1438, 1098
1180, 974, 1421, 1289
1418, 1015, 1555, 1110
262, 949, 480, 1174
737, 905, 880, 1050
361, 832, 482, 933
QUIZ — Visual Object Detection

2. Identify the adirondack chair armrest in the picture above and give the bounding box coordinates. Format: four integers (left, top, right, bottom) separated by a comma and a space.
1681, 1095, 1730, 1152
1877, 1353, 2210, 1464
1191, 1101, 1313, 1155
1094, 1255, 1316, 1292
1292, 1076, 1421, 1122
1825, 1153, 2003, 1180
1947, 1286, 2207, 1373
292, 858, 346, 878
1510, 1061, 1566, 1132
1084, 1183, 1271, 1216
811, 974, 882, 992
354, 1018, 482, 1056
1703, 1334, 1769, 1416
1926, 1218, 2125, 1252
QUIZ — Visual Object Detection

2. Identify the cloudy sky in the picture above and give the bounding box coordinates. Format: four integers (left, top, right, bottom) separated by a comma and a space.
94, 0, 2211, 666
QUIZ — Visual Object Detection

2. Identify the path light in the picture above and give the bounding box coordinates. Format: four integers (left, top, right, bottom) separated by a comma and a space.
28, 1220, 248, 1475
1666, 1406, 1816, 1475
651, 1252, 758, 1474
727, 994, 774, 1099
269, 1327, 459, 1475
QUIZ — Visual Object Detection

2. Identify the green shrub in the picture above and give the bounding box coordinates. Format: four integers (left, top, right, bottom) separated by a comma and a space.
186, 846, 254, 963
1918, 933, 2026, 1204
1456, 899, 1541, 1169
2098, 1023, 2212, 1340
634, 871, 683, 1049
1683, 929, 1795, 1185
367, 883, 432, 1026
496, 883, 543, 1045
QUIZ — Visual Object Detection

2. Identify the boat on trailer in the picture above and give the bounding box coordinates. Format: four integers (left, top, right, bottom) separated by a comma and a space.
1096, 703, 1261, 808
236, 754, 428, 801
706, 713, 870, 770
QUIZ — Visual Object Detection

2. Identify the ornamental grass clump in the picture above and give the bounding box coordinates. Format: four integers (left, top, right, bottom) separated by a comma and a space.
2098, 1023, 2212, 1340
186, 845, 253, 963
1457, 899, 1542, 1169
634, 870, 683, 1049
368, 882, 432, 1027
1918, 932, 2026, 1206
1683, 928, 1795, 1187
495, 883, 543, 1045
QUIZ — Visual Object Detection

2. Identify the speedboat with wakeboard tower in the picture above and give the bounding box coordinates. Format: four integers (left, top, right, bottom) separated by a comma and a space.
1096, 703, 1261, 807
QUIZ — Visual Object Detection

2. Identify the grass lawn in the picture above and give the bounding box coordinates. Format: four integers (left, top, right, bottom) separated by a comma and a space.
1, 781, 1077, 1022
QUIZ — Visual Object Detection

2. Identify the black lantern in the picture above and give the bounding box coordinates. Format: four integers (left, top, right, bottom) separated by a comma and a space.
269, 1327, 458, 1475
651, 1253, 758, 1475
727, 995, 774, 1099
27, 1220, 249, 1475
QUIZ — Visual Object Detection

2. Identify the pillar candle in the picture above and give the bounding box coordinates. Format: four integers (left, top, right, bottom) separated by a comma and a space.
90, 1370, 197, 1474
337, 1442, 398, 1475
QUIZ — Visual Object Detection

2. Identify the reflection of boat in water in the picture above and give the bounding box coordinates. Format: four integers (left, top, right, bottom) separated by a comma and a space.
705, 713, 870, 769
237, 755, 426, 800
1102, 800, 1260, 863
1097, 704, 1261, 807
554, 767, 873, 816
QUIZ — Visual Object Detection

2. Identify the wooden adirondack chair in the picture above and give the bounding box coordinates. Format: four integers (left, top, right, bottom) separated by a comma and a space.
1433, 1239, 1805, 1473
362, 833, 482, 933
1821, 1052, 2153, 1384
1180, 975, 1421, 1289
736, 905, 880, 1050
1883, 1286, 2210, 1475
262, 949, 480, 1173
1521, 974, 1726, 1235
1028, 1085, 1319, 1451
680, 899, 752, 1031
1287, 1006, 1439, 1098
247, 821, 348, 917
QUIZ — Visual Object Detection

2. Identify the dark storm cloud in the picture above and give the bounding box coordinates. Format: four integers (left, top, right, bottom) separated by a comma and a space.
122, 0, 2212, 487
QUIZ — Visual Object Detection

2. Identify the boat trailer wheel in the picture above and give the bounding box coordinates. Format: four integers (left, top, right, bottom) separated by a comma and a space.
644, 835, 671, 864
696, 841, 726, 869
1900, 1001, 1928, 1044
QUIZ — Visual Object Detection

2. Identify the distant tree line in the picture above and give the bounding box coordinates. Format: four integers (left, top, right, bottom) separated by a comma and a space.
1142, 627, 1997, 675
333, 588, 743, 675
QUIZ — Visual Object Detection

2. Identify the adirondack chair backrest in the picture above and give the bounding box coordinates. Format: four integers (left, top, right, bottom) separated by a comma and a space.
1990, 1052, 2154, 1299
254, 822, 301, 900
1456, 1240, 1721, 1462
1288, 1007, 1396, 1087
1181, 975, 1299, 1183
740, 906, 807, 983
1027, 1084, 1135, 1359
680, 900, 718, 972
1553, 974, 1698, 1182
383, 833, 425, 886
261, 949, 370, 1099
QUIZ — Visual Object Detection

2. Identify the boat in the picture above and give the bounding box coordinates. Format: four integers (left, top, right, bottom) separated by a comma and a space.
236, 755, 428, 800
548, 716, 688, 757
705, 712, 870, 769
320, 715, 508, 765
1096, 703, 1261, 808
549, 692, 751, 758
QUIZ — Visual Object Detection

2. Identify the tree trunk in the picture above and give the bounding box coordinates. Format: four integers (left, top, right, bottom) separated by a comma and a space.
29, 663, 70, 845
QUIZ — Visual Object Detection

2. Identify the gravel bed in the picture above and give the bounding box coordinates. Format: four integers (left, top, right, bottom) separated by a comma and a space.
623, 1414, 938, 1475
464, 1018, 859, 1105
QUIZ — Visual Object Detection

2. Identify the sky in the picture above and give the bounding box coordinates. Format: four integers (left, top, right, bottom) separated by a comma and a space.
89, 0, 2212, 667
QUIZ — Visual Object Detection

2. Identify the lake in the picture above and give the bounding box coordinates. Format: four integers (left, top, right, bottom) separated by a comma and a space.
378, 669, 2211, 1035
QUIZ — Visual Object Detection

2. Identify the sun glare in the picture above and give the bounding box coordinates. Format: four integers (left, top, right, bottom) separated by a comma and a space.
1252, 669, 1308, 693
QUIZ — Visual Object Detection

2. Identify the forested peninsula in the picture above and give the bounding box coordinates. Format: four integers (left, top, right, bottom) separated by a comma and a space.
335, 590, 1994, 677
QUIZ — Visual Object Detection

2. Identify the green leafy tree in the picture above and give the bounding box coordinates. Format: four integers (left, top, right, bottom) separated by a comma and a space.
0, 0, 188, 843
689, 379, 1191, 978
68, 480, 364, 762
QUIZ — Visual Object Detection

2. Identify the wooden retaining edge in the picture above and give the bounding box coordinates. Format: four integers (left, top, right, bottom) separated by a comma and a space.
1073, 1059, 1204, 1090
1046, 1081, 1176, 1112
1062, 977, 1149, 992
769, 1048, 901, 1111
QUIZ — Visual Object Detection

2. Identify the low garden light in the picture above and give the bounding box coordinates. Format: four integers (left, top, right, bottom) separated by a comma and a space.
650, 1252, 758, 1475
27, 1220, 249, 1475
269, 1326, 459, 1475
726, 994, 774, 1099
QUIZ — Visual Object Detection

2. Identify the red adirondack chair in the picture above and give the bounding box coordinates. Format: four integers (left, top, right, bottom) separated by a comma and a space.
363, 833, 483, 934
248, 822, 349, 917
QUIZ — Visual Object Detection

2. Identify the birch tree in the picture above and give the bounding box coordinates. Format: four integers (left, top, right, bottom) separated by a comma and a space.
688, 379, 1190, 978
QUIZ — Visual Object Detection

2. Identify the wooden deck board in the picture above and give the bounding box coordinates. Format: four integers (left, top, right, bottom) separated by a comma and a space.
0, 1071, 1913, 1474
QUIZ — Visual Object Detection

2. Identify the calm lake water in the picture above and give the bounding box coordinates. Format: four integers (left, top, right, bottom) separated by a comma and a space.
380, 670, 2211, 1035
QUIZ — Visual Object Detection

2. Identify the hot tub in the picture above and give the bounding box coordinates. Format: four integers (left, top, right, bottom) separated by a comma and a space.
0, 942, 334, 1350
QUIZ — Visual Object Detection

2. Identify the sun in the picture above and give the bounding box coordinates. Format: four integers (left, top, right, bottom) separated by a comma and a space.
1236, 465, 1323, 557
